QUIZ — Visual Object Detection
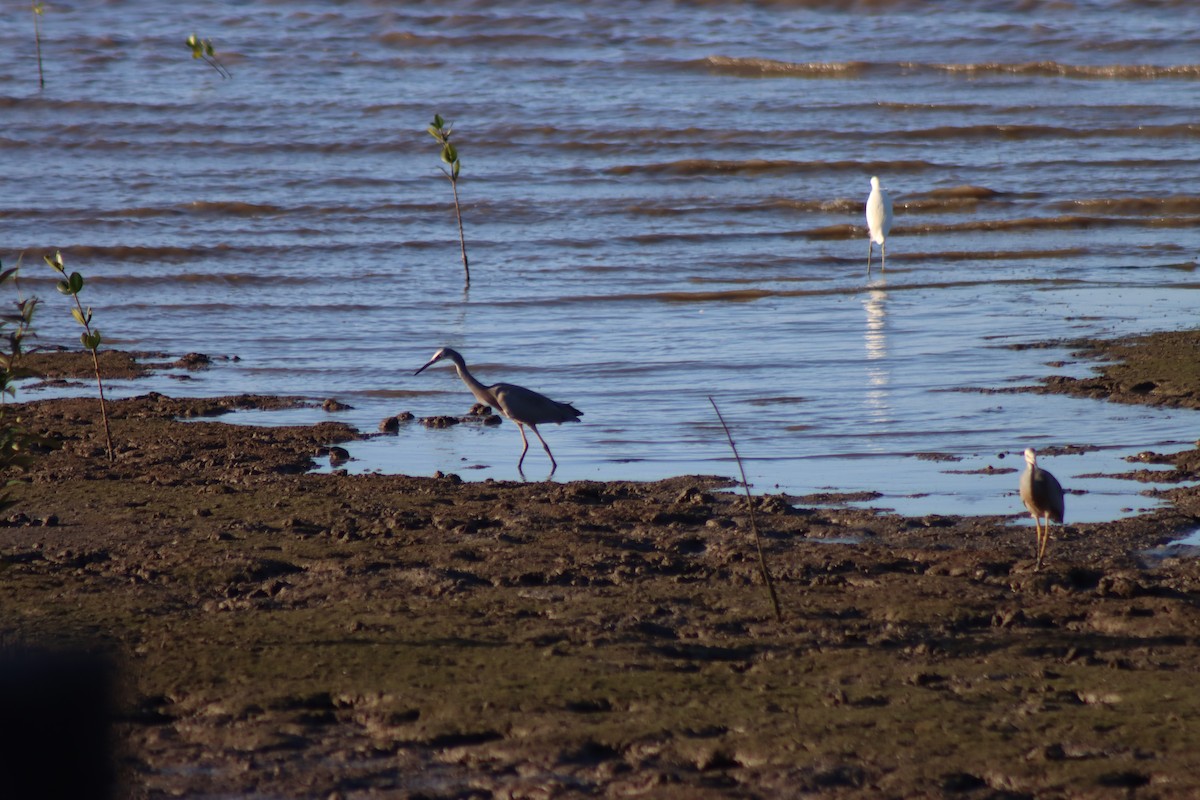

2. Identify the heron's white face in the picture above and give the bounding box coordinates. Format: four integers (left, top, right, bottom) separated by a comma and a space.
1024, 448, 1037, 465
870, 176, 881, 190
414, 347, 449, 376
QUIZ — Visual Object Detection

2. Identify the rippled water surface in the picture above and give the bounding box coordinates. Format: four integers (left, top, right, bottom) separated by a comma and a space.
4, 0, 1199, 521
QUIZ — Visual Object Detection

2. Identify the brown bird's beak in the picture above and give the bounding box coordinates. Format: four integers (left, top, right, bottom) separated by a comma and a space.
414, 358, 437, 376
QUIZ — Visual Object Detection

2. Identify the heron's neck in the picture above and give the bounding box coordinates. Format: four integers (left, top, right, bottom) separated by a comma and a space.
452, 362, 495, 405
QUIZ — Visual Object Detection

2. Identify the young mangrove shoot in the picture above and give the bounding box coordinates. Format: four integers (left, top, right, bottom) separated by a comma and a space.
427, 113, 470, 288
0, 257, 52, 513
0, 255, 39, 404
187, 34, 231, 79
32, 2, 45, 90
44, 251, 115, 462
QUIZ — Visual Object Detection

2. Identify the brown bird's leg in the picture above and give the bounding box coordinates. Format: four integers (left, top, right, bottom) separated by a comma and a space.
1032, 514, 1044, 570
530, 424, 557, 472
516, 424, 531, 472
1037, 515, 1051, 569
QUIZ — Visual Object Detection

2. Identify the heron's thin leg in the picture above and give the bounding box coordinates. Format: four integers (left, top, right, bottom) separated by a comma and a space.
1032, 514, 1043, 569
516, 424, 531, 471
530, 424, 557, 471
881, 242, 887, 272
1037, 516, 1051, 567
866, 239, 874, 275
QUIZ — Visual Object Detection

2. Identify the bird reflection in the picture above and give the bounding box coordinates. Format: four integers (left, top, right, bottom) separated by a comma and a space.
863, 284, 891, 423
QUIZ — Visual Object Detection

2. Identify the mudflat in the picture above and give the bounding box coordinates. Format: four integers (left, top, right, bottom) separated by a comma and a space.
5, 332, 1200, 798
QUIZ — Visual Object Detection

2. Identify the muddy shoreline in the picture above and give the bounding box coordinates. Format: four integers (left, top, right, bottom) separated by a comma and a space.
4, 331, 1200, 798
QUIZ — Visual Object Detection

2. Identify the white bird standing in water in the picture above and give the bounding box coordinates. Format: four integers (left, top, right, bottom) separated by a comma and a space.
1019, 447, 1065, 570
414, 347, 582, 474
865, 175, 894, 276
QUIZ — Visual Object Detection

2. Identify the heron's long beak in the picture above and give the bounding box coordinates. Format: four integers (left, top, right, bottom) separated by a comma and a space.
414, 358, 438, 376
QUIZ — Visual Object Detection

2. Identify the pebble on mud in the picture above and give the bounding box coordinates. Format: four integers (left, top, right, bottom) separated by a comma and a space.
317, 446, 351, 466
379, 411, 415, 432
173, 352, 212, 370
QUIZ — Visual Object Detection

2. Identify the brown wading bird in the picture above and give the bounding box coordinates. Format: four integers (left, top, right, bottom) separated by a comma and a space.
1020, 447, 1065, 570
414, 347, 583, 473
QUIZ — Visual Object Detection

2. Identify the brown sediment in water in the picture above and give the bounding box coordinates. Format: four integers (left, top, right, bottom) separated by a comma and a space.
1008, 329, 1200, 412
608, 158, 937, 177
5, 337, 1200, 798
805, 213, 1200, 241
700, 55, 1200, 82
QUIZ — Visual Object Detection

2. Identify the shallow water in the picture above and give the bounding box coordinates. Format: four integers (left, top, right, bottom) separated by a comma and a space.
4, 0, 1199, 521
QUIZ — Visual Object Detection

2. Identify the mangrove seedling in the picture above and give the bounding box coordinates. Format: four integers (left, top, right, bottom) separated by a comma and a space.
44, 251, 114, 462
427, 113, 470, 288
32, 2, 45, 90
0, 256, 40, 403
186, 34, 231, 79
0, 257, 55, 513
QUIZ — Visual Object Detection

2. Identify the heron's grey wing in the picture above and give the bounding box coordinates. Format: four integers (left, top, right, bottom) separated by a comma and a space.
1023, 467, 1065, 522
1040, 469, 1065, 522
492, 382, 581, 425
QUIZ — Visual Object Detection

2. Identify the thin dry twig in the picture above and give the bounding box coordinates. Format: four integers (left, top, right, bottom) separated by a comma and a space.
709, 396, 782, 622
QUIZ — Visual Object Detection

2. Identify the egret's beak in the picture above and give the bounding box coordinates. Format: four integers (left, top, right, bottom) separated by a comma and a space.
414, 357, 438, 376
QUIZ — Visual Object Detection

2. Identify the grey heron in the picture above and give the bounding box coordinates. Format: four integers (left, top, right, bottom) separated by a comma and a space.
866, 175, 894, 276
1019, 447, 1065, 570
414, 347, 582, 473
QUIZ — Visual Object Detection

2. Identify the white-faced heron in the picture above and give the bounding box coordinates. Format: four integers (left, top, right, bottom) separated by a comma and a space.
866, 175, 894, 276
414, 347, 583, 473
1019, 447, 1065, 570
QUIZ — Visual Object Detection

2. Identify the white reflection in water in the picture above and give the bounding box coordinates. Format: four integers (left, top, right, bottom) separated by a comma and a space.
862, 283, 891, 428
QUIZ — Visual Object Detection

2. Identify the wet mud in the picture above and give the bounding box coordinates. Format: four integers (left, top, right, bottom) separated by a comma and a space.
5, 332, 1200, 798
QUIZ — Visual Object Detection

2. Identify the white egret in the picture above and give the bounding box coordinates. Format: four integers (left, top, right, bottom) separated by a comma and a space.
865, 175, 894, 276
